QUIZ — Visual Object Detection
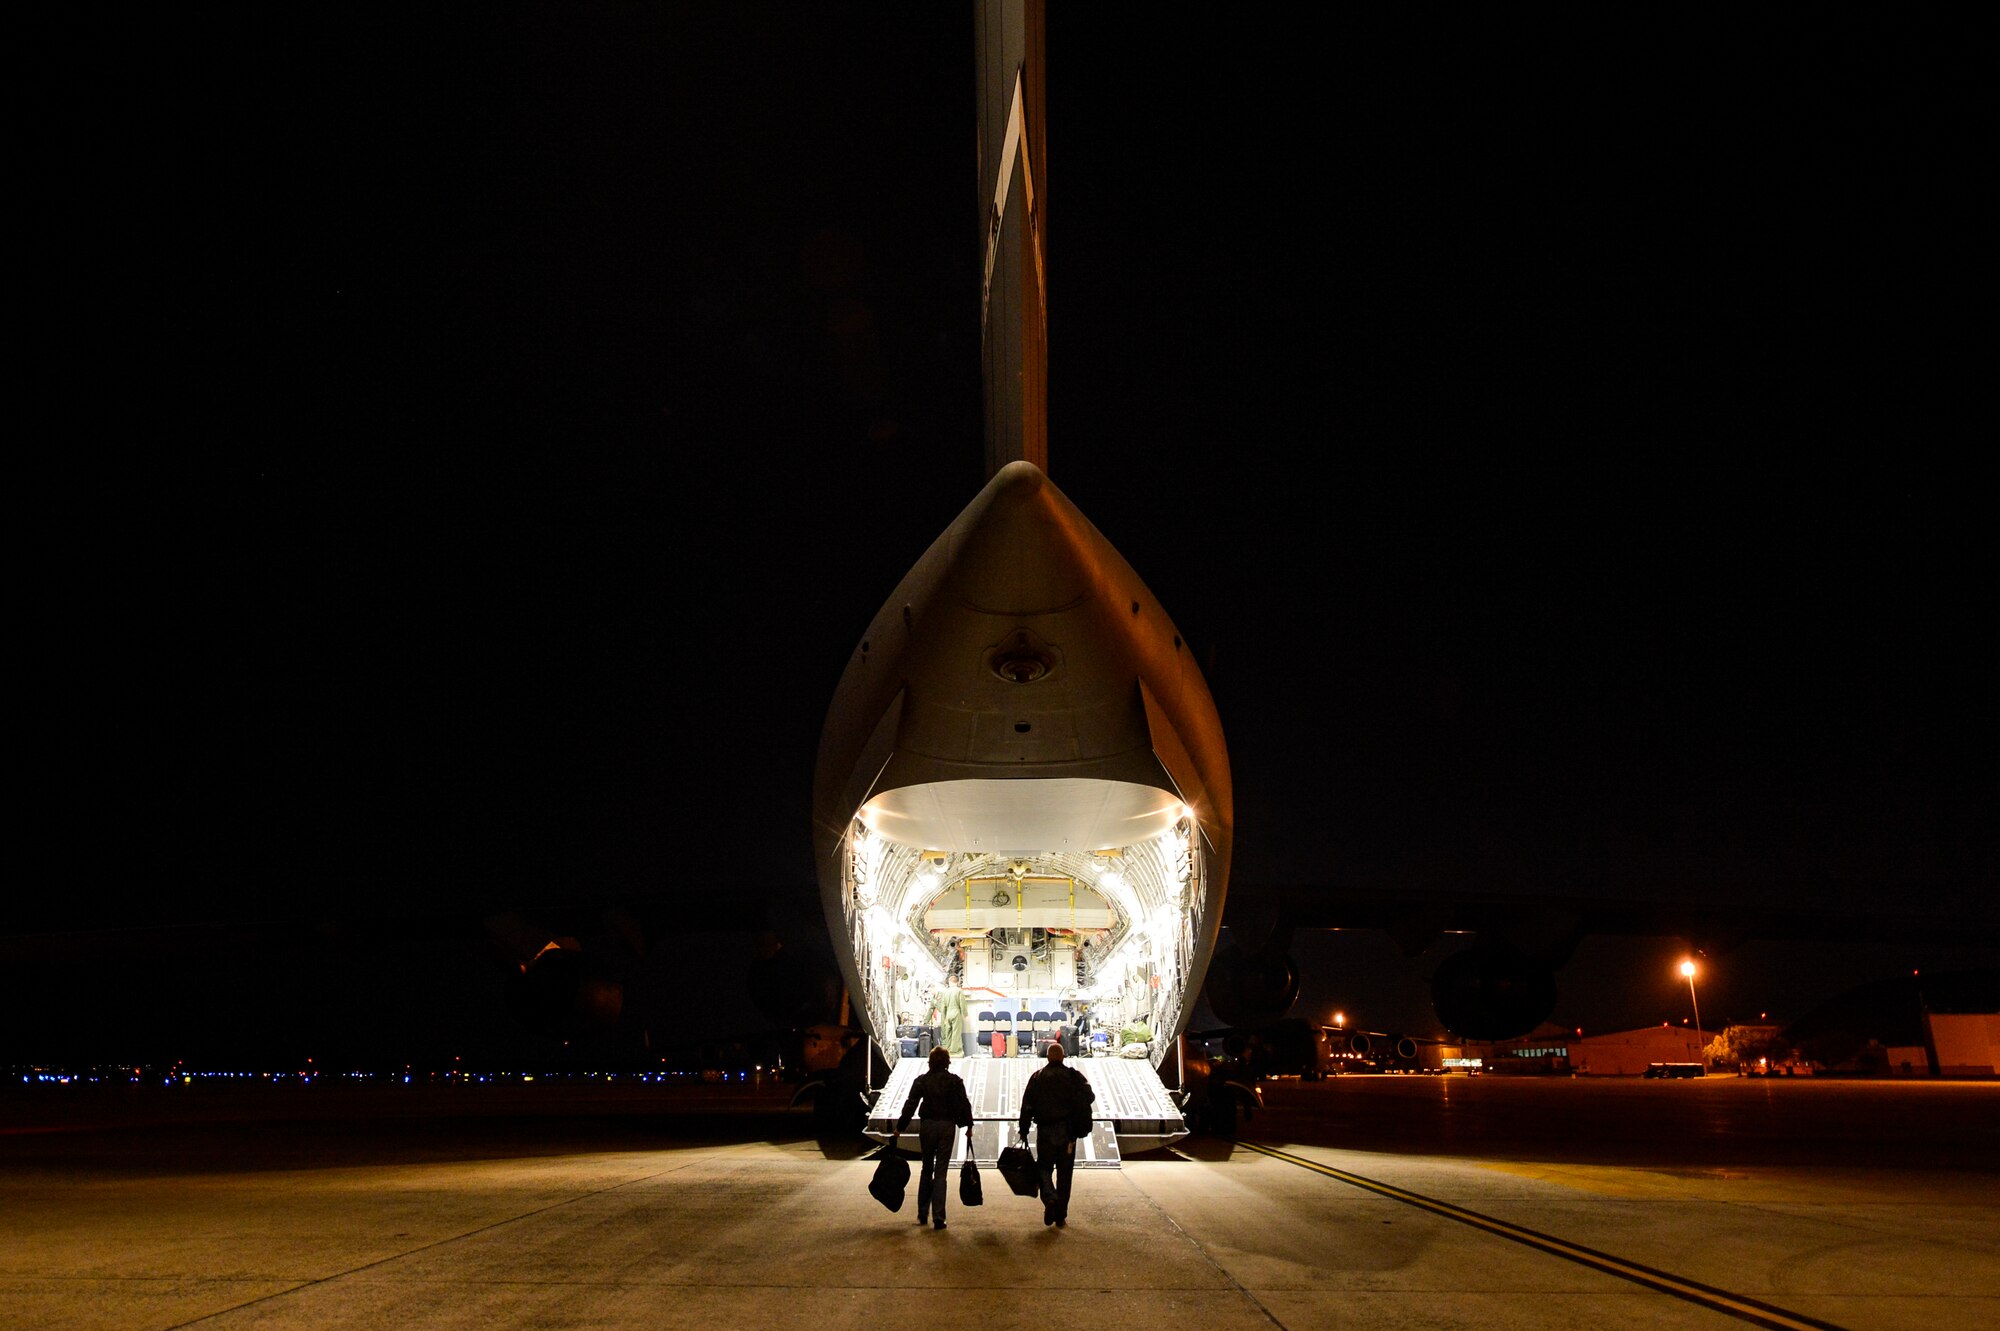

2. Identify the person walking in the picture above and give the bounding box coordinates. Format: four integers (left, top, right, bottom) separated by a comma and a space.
894, 1046, 972, 1230
1018, 1041, 1095, 1227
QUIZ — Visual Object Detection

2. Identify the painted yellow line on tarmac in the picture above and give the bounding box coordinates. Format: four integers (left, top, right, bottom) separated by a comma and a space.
1477, 1159, 1749, 1197
1239, 1141, 1847, 1331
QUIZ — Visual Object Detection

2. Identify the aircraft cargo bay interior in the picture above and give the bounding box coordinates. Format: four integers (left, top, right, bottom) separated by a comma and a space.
836, 778, 1209, 1145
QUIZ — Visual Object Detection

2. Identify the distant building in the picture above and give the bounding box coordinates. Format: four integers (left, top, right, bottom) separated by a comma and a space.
1467, 1023, 1707, 1076
1566, 1024, 1707, 1076
1465, 1004, 2000, 1078
1926, 1011, 2000, 1077
1784, 968, 1999, 1076
1884, 1044, 1929, 1077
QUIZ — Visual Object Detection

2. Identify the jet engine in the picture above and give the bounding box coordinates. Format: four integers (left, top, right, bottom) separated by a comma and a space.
1173, 1042, 1263, 1138
504, 942, 624, 1043
1346, 1031, 1420, 1062
1202, 941, 1300, 1029
1429, 942, 1558, 1039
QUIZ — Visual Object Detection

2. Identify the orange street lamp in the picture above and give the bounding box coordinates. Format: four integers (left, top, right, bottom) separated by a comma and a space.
1679, 959, 1705, 1067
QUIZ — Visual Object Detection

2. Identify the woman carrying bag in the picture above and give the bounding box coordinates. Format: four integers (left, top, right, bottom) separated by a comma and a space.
892, 1047, 973, 1230
958, 1126, 983, 1207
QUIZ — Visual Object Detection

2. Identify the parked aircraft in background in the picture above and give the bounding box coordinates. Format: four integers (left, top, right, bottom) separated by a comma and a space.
1190, 1019, 1440, 1080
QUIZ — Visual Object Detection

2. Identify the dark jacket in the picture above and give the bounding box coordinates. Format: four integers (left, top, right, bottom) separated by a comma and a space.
1018, 1062, 1094, 1135
897, 1068, 972, 1132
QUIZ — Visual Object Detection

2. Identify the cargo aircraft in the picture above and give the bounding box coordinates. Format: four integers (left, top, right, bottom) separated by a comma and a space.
799, 2, 1448, 1148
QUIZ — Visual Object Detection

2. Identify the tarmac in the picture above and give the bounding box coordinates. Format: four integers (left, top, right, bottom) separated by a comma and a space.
4, 1075, 1996, 1330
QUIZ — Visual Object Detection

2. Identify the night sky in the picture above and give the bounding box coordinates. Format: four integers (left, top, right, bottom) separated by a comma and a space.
14, 7, 1992, 1064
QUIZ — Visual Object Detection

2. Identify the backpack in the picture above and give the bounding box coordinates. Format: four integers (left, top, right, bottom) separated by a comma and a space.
1065, 1067, 1095, 1136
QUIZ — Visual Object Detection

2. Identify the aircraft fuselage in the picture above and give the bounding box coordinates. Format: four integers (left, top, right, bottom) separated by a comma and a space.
813, 462, 1231, 1070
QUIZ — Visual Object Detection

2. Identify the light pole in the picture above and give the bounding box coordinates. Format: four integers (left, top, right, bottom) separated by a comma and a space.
1680, 959, 1705, 1068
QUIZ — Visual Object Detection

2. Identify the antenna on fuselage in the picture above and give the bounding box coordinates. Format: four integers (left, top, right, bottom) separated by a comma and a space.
976, 0, 1049, 481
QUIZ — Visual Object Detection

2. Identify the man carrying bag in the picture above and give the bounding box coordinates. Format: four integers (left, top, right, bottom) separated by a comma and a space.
996, 1135, 1039, 1197
1018, 1041, 1095, 1228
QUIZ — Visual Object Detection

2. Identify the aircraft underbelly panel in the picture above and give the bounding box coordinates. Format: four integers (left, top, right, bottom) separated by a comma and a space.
862, 778, 1182, 856
892, 675, 1152, 766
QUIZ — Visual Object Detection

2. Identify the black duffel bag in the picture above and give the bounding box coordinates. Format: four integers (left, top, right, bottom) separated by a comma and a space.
867, 1142, 910, 1212
959, 1137, 984, 1207
996, 1139, 1039, 1198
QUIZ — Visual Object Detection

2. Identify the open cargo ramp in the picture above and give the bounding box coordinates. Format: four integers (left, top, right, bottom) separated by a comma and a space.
864, 1054, 1186, 1168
